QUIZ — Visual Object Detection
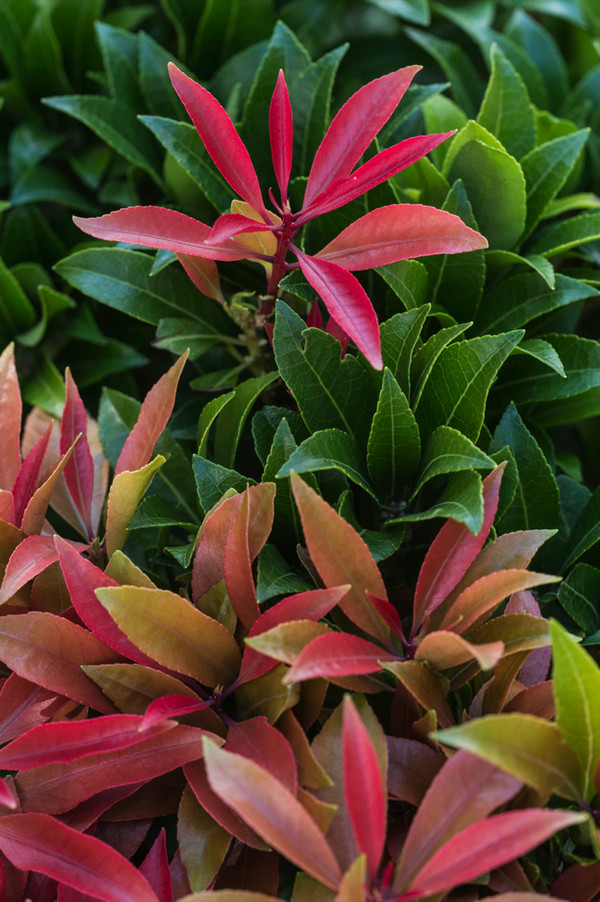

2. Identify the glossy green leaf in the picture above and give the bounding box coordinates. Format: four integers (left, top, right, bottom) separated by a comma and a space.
410, 322, 471, 408
197, 392, 235, 458
433, 713, 582, 801
530, 211, 600, 258
521, 129, 589, 239
551, 620, 600, 801
477, 44, 535, 159
375, 260, 429, 312
413, 425, 495, 498
379, 305, 429, 397
406, 28, 482, 117
558, 564, 600, 634
477, 272, 596, 334
0, 258, 36, 341
484, 250, 555, 287
399, 469, 484, 534
213, 372, 278, 470
366, 369, 420, 498
278, 428, 375, 499
513, 339, 566, 377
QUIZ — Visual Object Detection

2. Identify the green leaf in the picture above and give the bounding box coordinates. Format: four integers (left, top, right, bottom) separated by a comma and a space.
560, 485, 600, 572
530, 211, 600, 258
476, 272, 596, 334
262, 418, 308, 537
447, 136, 527, 250
273, 301, 378, 450
43, 95, 163, 185
367, 0, 429, 23
21, 353, 64, 417
433, 713, 583, 802
251, 405, 307, 466
505, 10, 569, 108
558, 564, 600, 634
376, 260, 429, 312
23, 5, 70, 97
551, 620, 600, 802
193, 456, 255, 514
424, 179, 486, 322
380, 305, 430, 397
191, 0, 275, 76
367, 369, 420, 498
139, 32, 186, 119
197, 393, 235, 458
415, 331, 523, 442
257, 544, 310, 604
521, 129, 589, 239
278, 428, 376, 500
291, 45, 347, 176
406, 28, 482, 117
0, 0, 35, 82
410, 321, 472, 408
140, 117, 235, 213
477, 44, 535, 159
154, 317, 224, 360
95, 22, 143, 109
413, 425, 495, 498
10, 165, 98, 213
128, 495, 197, 531
213, 371, 279, 470
0, 257, 36, 340
396, 469, 484, 534
489, 402, 559, 532
484, 250, 555, 287
54, 248, 212, 325
513, 338, 566, 377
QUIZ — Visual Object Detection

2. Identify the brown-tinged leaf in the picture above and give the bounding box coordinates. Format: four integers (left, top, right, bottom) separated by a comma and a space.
393, 749, 522, 889
0, 536, 86, 606
226, 717, 297, 794
0, 345, 22, 493
61, 370, 95, 540
504, 681, 555, 719
297, 787, 338, 835
16, 723, 215, 814
432, 713, 583, 801
0, 674, 62, 744
20, 440, 75, 536
552, 861, 600, 901
235, 662, 300, 724
383, 660, 454, 728
96, 585, 241, 688
223, 489, 260, 631
291, 474, 389, 644
278, 711, 333, 790
246, 620, 332, 667
177, 786, 231, 892
414, 631, 504, 672
0, 612, 119, 713
202, 739, 342, 890
105, 456, 166, 558
386, 737, 443, 806
115, 352, 188, 476
333, 855, 367, 902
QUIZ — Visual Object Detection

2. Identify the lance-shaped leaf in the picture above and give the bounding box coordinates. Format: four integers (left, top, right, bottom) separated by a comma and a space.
207, 214, 275, 247
406, 809, 585, 898
342, 697, 385, 880
298, 133, 453, 224
0, 779, 16, 810
0, 611, 119, 713
394, 750, 522, 890
414, 631, 504, 672
0, 674, 62, 745
269, 70, 293, 203
96, 585, 241, 688
552, 861, 600, 902
412, 464, 504, 636
387, 738, 443, 807
115, 352, 188, 476
432, 713, 583, 802
61, 370, 94, 540
284, 632, 396, 683
316, 205, 487, 271
202, 738, 342, 890
291, 473, 389, 644
55, 537, 158, 668
176, 253, 223, 302
141, 695, 214, 731
15, 723, 214, 814
73, 207, 251, 261
0, 536, 60, 605
551, 619, 600, 802
438, 569, 559, 636
0, 714, 175, 769
382, 660, 454, 728
303, 66, 420, 209
223, 489, 261, 631
20, 440, 76, 537
105, 455, 165, 558
12, 422, 52, 526
296, 251, 383, 370
139, 829, 173, 902
0, 813, 159, 902
168, 64, 265, 215
0, 345, 22, 493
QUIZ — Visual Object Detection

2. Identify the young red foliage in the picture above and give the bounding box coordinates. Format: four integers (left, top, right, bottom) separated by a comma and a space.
61, 370, 95, 540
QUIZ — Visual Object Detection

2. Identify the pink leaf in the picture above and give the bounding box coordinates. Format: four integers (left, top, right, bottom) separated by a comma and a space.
407, 809, 585, 898
115, 352, 188, 476
412, 464, 505, 637
0, 345, 22, 493
61, 371, 94, 540
208, 213, 276, 247
223, 488, 261, 631
226, 717, 298, 794
141, 695, 214, 731
303, 66, 421, 209
175, 253, 223, 302
296, 251, 383, 370
0, 674, 61, 745
342, 696, 386, 880
0, 714, 175, 770
0, 813, 159, 902
73, 207, 251, 261
0, 536, 58, 605
285, 632, 396, 683
12, 422, 52, 526
168, 64, 265, 214
139, 829, 173, 902
269, 70, 293, 203
316, 204, 488, 271
297, 133, 452, 224
0, 780, 16, 810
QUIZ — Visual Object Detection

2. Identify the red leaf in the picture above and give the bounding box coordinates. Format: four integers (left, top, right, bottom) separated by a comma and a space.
0, 536, 59, 605
0, 780, 16, 810
316, 204, 488, 271
175, 253, 223, 302
269, 70, 293, 203
285, 632, 396, 683
12, 422, 52, 526
0, 714, 175, 769
0, 674, 60, 744
139, 829, 173, 902
61, 370, 94, 540
141, 695, 214, 730
73, 207, 250, 261
223, 488, 261, 631
0, 345, 22, 493
303, 66, 420, 209
296, 251, 383, 370
0, 813, 159, 902
412, 464, 505, 637
55, 537, 157, 667
208, 213, 276, 247
15, 723, 214, 815
342, 697, 386, 880
297, 133, 452, 224
406, 809, 585, 897
168, 64, 265, 214
552, 861, 600, 901
227, 718, 297, 794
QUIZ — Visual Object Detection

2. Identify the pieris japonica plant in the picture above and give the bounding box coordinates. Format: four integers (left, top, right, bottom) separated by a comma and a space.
73, 64, 487, 369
